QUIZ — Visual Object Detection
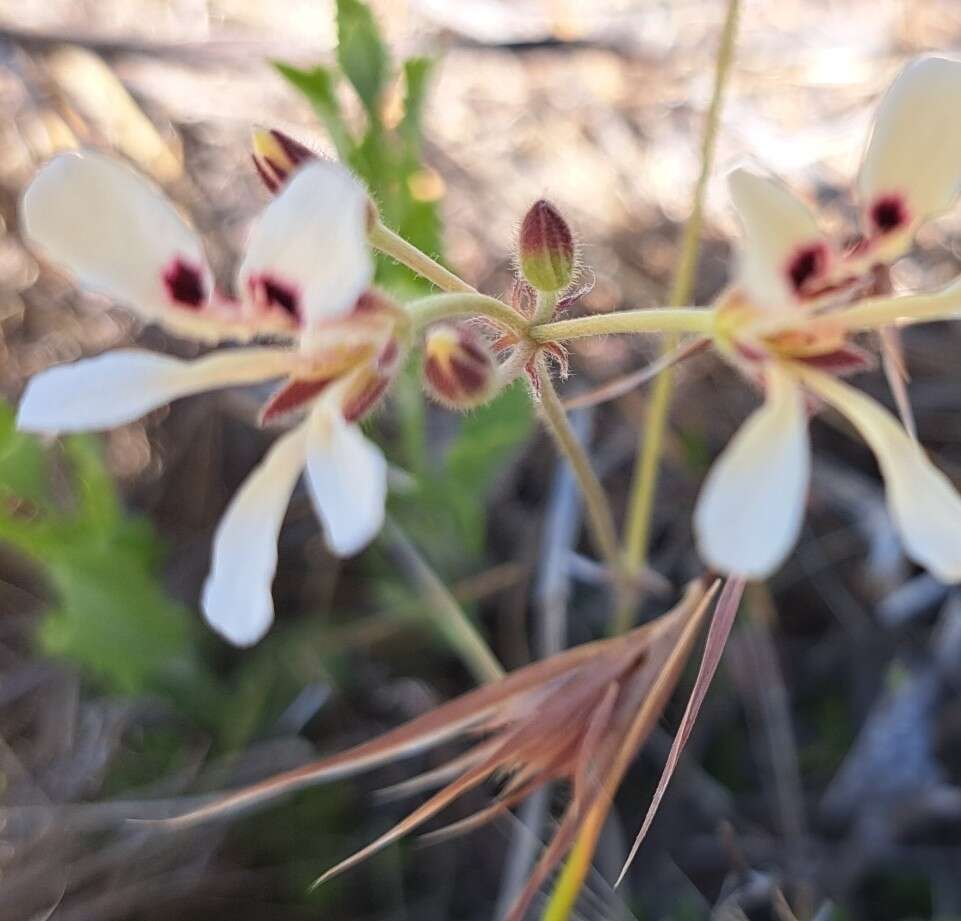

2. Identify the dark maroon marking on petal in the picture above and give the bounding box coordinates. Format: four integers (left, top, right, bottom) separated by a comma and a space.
260, 377, 334, 424
786, 243, 828, 295
343, 376, 390, 422
250, 274, 300, 319
423, 355, 450, 396
870, 195, 909, 235
271, 130, 314, 167
163, 258, 206, 309
252, 154, 280, 193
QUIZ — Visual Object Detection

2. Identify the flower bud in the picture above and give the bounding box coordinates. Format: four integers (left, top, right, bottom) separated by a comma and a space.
251, 129, 316, 193
423, 324, 496, 409
518, 199, 575, 293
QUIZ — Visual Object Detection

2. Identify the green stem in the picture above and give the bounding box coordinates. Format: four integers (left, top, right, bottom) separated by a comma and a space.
383, 518, 504, 684
530, 308, 713, 342
620, 0, 740, 621
534, 357, 632, 601
369, 221, 477, 294
404, 292, 527, 334
836, 285, 961, 332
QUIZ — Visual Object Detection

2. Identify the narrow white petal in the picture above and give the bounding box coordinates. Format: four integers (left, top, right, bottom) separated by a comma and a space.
859, 56, 961, 249
17, 348, 294, 434
21, 151, 220, 332
728, 168, 832, 310
800, 368, 961, 583
694, 365, 811, 578
305, 406, 387, 556
238, 161, 373, 333
202, 423, 308, 646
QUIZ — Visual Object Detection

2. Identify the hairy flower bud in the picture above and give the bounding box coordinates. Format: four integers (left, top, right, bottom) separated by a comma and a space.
518, 199, 575, 293
251, 129, 316, 193
423, 324, 496, 409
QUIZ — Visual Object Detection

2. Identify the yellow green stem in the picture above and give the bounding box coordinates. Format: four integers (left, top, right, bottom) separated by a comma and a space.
404, 292, 527, 334
530, 308, 713, 342
620, 0, 741, 623
369, 221, 477, 294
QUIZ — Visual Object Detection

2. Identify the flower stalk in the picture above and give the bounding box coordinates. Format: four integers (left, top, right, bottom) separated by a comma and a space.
529, 307, 712, 342
533, 356, 633, 603
405, 291, 528, 334
383, 518, 504, 684
368, 220, 478, 294
619, 0, 741, 625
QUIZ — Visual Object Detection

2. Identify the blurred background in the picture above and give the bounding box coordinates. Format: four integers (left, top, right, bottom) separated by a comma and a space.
4, 1, 961, 919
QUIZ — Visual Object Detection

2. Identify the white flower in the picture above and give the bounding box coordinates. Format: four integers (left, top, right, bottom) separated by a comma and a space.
695, 56, 961, 582
17, 150, 399, 646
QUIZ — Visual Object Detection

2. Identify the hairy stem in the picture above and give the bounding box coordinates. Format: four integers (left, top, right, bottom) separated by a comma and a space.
530, 307, 713, 342
369, 221, 477, 294
619, 0, 740, 628
405, 292, 527, 334
534, 357, 632, 601
383, 518, 504, 684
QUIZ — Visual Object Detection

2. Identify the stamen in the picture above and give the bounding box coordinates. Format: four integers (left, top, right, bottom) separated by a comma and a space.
870, 195, 908, 235
163, 258, 206, 309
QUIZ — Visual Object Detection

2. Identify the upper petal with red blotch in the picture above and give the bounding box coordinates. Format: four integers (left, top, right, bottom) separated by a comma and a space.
19, 151, 255, 342
238, 160, 373, 341
728, 168, 834, 311
858, 56, 961, 259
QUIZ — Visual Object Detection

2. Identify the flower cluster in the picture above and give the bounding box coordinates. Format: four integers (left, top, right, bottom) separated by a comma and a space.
16, 54, 961, 648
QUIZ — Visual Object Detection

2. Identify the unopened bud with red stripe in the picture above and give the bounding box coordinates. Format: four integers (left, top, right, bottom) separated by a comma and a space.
252, 129, 317, 193
423, 324, 496, 409
518, 199, 575, 293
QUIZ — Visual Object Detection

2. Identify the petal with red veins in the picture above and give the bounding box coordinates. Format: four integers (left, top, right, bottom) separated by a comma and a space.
238, 161, 373, 337
694, 364, 811, 578
304, 405, 387, 556
17, 348, 294, 434
799, 368, 961, 583
859, 56, 961, 255
202, 422, 309, 646
728, 168, 833, 310
19, 151, 241, 341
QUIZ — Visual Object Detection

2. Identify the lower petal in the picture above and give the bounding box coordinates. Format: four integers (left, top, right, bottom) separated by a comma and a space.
305, 406, 387, 556
694, 365, 811, 578
799, 368, 961, 583
202, 423, 309, 646
17, 348, 294, 434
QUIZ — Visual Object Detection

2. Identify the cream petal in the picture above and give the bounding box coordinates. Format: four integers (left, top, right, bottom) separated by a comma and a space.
19, 151, 238, 339
202, 423, 309, 646
800, 368, 961, 583
728, 167, 833, 310
304, 405, 387, 556
238, 161, 373, 336
694, 365, 811, 578
858, 56, 961, 254
17, 348, 294, 434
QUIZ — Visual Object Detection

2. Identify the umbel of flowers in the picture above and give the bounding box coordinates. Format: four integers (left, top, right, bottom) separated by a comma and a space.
16, 53, 961, 659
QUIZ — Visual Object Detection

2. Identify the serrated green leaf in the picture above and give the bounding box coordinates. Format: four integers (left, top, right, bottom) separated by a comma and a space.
39, 525, 192, 694
273, 62, 353, 158
336, 0, 390, 116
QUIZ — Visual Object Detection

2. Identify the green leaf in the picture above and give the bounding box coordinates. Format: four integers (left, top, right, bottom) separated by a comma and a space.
0, 401, 47, 504
38, 522, 193, 694
446, 383, 533, 493
335, 0, 390, 116
273, 62, 353, 158
400, 57, 434, 147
